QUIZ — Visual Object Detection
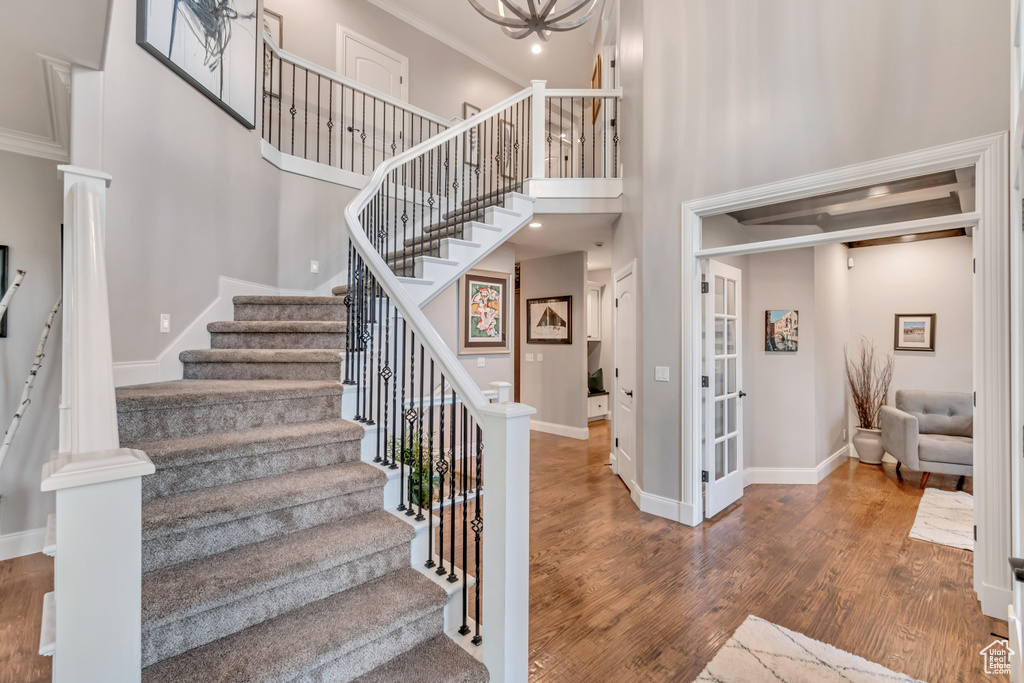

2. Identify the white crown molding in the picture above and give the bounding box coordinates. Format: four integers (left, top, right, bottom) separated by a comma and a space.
0, 55, 71, 162
362, 0, 531, 87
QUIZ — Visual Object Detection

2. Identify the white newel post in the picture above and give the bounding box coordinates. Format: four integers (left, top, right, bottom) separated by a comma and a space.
478, 398, 535, 683
44, 166, 154, 682
530, 80, 546, 181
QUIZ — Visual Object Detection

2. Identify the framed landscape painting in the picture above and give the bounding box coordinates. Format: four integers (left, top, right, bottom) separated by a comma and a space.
137, 0, 259, 128
527, 296, 572, 344
460, 270, 511, 355
765, 310, 798, 352
894, 314, 936, 351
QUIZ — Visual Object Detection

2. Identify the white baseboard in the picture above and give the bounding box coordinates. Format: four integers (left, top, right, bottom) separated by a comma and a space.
113, 275, 347, 388
530, 419, 589, 440
980, 582, 1014, 621
743, 445, 851, 487
0, 527, 46, 561
609, 451, 617, 473
623, 482, 700, 526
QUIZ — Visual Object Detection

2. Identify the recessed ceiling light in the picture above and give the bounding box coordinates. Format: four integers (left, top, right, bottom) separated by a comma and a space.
531, 44, 542, 54
529, 222, 542, 228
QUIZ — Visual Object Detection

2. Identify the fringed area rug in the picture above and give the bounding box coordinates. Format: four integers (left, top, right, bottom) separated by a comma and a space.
694, 616, 925, 683
908, 488, 973, 551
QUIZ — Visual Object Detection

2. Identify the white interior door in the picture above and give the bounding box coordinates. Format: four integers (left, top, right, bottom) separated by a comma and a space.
336, 26, 409, 102
614, 262, 637, 492
704, 260, 744, 518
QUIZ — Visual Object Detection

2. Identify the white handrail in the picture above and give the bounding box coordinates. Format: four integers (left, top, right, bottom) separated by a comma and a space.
343, 87, 533, 421
544, 88, 624, 98
263, 35, 452, 129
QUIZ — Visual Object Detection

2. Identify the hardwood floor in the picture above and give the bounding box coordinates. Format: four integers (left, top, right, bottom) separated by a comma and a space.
0, 553, 52, 683
529, 420, 1006, 682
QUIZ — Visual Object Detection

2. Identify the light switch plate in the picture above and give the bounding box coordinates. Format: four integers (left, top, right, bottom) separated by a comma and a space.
536, 354, 543, 361
525, 353, 534, 361
477, 358, 486, 367
160, 314, 171, 334
310, 261, 320, 273
655, 366, 670, 382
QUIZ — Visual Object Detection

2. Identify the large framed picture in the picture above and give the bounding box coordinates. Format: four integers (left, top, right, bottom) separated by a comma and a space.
0, 245, 8, 338
765, 310, 798, 352
460, 270, 511, 355
137, 0, 259, 128
527, 296, 572, 344
463, 102, 481, 167
894, 313, 936, 351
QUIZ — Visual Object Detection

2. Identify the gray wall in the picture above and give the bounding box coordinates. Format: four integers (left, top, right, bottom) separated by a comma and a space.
265, 0, 523, 120
624, 0, 1010, 500
0, 150, 62, 535
519, 251, 588, 430
422, 244, 516, 388
813, 243, 850, 465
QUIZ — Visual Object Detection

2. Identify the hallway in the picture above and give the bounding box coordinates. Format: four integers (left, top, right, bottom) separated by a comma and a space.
528, 422, 1005, 682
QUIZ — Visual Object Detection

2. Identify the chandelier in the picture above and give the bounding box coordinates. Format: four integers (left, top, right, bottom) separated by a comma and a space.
467, 0, 602, 41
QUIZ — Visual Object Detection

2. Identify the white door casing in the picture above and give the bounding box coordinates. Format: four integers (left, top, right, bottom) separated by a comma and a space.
613, 260, 637, 493
703, 260, 744, 518
336, 25, 409, 102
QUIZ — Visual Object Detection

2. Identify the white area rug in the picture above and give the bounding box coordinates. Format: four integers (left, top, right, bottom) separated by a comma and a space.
694, 616, 925, 683
908, 488, 973, 551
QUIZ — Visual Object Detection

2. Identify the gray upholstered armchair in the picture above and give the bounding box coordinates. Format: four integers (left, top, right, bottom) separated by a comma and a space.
880, 390, 973, 490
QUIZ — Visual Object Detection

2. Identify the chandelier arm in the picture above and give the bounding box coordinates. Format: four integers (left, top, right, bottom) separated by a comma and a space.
497, 0, 533, 22
537, 0, 558, 20
467, 0, 530, 28
504, 26, 535, 39
546, 0, 601, 24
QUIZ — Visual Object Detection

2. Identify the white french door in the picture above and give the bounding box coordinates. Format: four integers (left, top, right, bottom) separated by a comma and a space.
703, 260, 744, 518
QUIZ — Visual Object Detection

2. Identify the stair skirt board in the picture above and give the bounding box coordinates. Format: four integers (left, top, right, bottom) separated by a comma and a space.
117, 292, 487, 682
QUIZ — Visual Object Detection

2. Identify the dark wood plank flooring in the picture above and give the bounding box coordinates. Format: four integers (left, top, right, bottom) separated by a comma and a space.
0, 553, 52, 683
529, 420, 1006, 682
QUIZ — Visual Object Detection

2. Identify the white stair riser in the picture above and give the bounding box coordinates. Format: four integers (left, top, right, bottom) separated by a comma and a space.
414, 256, 460, 281
439, 239, 482, 262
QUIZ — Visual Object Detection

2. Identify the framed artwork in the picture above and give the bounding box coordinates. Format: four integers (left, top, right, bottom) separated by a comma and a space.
527, 296, 572, 344
262, 8, 282, 98
765, 310, 798, 352
463, 102, 481, 167
894, 314, 936, 351
591, 54, 602, 123
460, 270, 511, 355
499, 119, 515, 179
0, 245, 7, 338
137, 0, 259, 128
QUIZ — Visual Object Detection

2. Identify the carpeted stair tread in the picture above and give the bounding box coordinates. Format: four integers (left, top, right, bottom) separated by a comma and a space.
142, 461, 384, 541
117, 380, 343, 411
123, 418, 363, 471
180, 349, 345, 363
208, 321, 348, 333
353, 635, 489, 683
232, 295, 346, 306
142, 510, 414, 628
141, 569, 447, 683
331, 285, 348, 296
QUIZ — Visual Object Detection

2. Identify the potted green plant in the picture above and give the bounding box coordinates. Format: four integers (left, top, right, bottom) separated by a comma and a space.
844, 337, 895, 465
387, 431, 442, 509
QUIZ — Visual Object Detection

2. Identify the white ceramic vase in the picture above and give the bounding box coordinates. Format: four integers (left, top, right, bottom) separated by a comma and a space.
853, 427, 884, 465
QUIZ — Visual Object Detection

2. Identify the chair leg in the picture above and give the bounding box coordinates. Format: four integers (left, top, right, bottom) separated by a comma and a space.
957, 475, 965, 491
896, 462, 902, 477
920, 472, 930, 489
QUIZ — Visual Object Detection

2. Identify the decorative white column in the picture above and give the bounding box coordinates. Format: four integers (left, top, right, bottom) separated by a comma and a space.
477, 399, 535, 683
530, 80, 546, 181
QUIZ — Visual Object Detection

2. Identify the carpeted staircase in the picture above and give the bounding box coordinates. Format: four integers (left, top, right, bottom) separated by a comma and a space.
115, 292, 488, 682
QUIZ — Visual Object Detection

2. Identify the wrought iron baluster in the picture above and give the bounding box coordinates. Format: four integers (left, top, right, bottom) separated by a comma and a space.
426, 360, 436, 567
448, 384, 457, 583
390, 305, 400, 470
459, 403, 470, 634
379, 293, 392, 464
361, 92, 367, 176
436, 375, 447, 576
613, 97, 620, 178
327, 77, 334, 167
416, 344, 425, 521
343, 245, 355, 384
472, 423, 483, 645
398, 318, 407, 508
404, 329, 416, 517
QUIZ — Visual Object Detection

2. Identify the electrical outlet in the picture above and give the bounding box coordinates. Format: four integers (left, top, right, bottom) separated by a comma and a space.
655, 366, 670, 382
842, 428, 848, 440
310, 260, 320, 274
160, 314, 171, 334
525, 353, 534, 361
536, 353, 543, 361
477, 358, 486, 367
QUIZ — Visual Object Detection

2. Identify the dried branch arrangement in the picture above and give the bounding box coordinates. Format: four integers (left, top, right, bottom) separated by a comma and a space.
0, 269, 26, 321
0, 297, 62, 473
844, 336, 895, 430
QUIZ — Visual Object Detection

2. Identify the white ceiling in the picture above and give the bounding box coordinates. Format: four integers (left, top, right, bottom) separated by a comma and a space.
0, 0, 109, 154
509, 212, 617, 270
366, 0, 599, 87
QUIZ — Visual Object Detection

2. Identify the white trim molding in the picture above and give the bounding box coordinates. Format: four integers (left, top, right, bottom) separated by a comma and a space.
530, 420, 589, 440
743, 446, 850, 487
362, 0, 530, 87
627, 482, 696, 525
0, 55, 71, 162
261, 139, 368, 190
0, 526, 46, 561
680, 132, 1013, 621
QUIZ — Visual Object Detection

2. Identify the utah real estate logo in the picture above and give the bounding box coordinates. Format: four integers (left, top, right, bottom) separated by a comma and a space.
980, 639, 1014, 675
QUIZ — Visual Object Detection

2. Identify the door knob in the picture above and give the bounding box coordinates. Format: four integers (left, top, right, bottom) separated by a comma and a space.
738, 391, 747, 398
624, 390, 633, 397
